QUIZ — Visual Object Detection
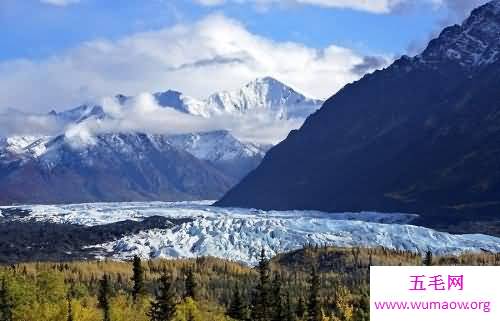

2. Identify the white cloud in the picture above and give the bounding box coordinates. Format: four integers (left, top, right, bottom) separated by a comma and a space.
192, 0, 490, 15
40, 0, 80, 6
0, 92, 302, 144
64, 93, 305, 145
193, 0, 401, 13
195, 0, 226, 5
0, 14, 384, 113
0, 110, 65, 137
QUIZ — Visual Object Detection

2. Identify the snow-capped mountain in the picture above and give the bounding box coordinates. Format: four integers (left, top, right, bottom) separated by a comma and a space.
153, 90, 209, 117
123, 76, 323, 120
50, 104, 106, 123
418, 0, 500, 67
166, 130, 266, 162
0, 133, 235, 205
166, 130, 269, 180
205, 77, 323, 119
0, 77, 321, 205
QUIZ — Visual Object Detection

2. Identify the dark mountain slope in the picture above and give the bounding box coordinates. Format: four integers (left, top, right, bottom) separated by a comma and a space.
0, 133, 234, 205
216, 1, 500, 223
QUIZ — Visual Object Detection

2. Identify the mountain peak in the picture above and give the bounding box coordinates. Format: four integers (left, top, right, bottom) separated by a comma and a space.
54, 104, 105, 123
244, 76, 295, 92
152, 89, 208, 116
249, 76, 285, 85
205, 76, 323, 119
418, 0, 500, 67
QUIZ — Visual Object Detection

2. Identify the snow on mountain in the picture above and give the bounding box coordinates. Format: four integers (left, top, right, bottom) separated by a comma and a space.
4, 201, 500, 265
39, 133, 181, 169
0, 135, 51, 163
418, 0, 500, 67
0, 133, 235, 204
205, 77, 323, 119
0, 77, 322, 203
165, 131, 268, 181
166, 130, 266, 162
153, 90, 209, 117
1, 76, 318, 167
36, 132, 244, 177
51, 104, 106, 123
118, 77, 323, 121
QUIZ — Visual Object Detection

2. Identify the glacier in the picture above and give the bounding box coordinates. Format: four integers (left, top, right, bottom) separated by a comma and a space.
4, 201, 500, 265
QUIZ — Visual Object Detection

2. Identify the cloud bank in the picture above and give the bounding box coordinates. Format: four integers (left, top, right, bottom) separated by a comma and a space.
0, 110, 66, 138
1, 92, 304, 145
0, 14, 387, 113
64, 93, 304, 145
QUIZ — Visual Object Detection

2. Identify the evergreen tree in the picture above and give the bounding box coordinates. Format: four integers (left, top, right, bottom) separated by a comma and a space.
227, 285, 247, 320
66, 294, 74, 321
307, 267, 321, 321
271, 274, 284, 321
284, 292, 296, 321
97, 274, 111, 321
187, 310, 195, 321
184, 268, 197, 300
353, 290, 369, 321
251, 248, 272, 321
131, 255, 145, 302
148, 273, 177, 321
296, 297, 306, 320
0, 278, 13, 321
423, 250, 433, 266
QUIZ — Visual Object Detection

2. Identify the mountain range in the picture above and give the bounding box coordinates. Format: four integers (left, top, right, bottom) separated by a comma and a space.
217, 1, 500, 228
0, 77, 322, 205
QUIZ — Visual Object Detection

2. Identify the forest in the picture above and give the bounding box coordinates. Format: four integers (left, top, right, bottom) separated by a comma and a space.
1, 246, 500, 321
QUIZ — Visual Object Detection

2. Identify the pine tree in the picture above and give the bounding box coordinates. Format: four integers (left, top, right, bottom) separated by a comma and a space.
307, 267, 321, 321
131, 255, 145, 302
66, 294, 74, 321
284, 292, 296, 321
227, 285, 247, 320
423, 250, 433, 266
353, 291, 369, 321
184, 268, 197, 300
296, 296, 306, 320
187, 310, 196, 321
271, 274, 284, 321
0, 278, 13, 321
97, 274, 111, 321
251, 248, 272, 321
148, 273, 177, 321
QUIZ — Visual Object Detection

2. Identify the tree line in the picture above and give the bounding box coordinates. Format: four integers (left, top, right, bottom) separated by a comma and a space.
1, 246, 499, 321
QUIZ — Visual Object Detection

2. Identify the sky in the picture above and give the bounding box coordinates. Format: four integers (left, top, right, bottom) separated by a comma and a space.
0, 0, 490, 113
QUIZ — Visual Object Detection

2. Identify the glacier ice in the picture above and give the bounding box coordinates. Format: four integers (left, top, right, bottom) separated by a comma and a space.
4, 201, 500, 265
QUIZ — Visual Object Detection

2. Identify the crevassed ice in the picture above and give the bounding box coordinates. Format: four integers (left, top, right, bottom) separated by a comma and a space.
5, 201, 500, 265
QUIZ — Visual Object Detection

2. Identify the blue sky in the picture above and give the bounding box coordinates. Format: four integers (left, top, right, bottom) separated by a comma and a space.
1, 0, 450, 61
0, 0, 489, 111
